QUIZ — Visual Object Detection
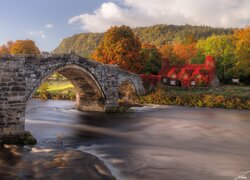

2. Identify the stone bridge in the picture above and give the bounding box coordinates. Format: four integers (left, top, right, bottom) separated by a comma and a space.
0, 54, 145, 143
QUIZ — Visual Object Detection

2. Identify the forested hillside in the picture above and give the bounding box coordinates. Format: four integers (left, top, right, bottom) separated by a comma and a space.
53, 24, 233, 58
54, 33, 102, 57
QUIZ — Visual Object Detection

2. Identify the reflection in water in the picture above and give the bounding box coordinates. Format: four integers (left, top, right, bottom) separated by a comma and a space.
1, 99, 250, 180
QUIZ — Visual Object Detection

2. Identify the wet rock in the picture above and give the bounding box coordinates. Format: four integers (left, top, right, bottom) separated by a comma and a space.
0, 148, 116, 180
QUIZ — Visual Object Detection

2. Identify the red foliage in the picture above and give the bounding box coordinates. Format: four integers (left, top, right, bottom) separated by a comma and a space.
140, 74, 162, 87
140, 55, 216, 88
190, 67, 210, 86
178, 68, 192, 87
166, 67, 181, 80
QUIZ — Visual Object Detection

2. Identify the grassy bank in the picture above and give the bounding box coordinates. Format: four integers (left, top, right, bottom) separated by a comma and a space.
139, 86, 250, 109
34, 80, 250, 110
33, 81, 76, 100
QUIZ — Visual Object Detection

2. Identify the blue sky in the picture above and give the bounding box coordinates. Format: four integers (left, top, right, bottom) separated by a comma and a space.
0, 0, 106, 51
1, 0, 249, 52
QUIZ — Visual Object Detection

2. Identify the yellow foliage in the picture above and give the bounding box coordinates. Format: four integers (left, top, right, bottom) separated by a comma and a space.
10, 40, 40, 55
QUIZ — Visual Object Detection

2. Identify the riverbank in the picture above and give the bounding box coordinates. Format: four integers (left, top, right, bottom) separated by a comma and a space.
139, 86, 250, 109
34, 80, 250, 110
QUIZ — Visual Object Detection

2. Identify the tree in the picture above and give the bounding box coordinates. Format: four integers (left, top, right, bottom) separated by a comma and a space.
10, 40, 40, 55
197, 34, 235, 80
54, 24, 233, 58
191, 50, 206, 64
172, 42, 197, 64
91, 25, 144, 73
140, 43, 162, 74
232, 26, 250, 78
0, 41, 13, 55
160, 44, 175, 64
0, 45, 9, 55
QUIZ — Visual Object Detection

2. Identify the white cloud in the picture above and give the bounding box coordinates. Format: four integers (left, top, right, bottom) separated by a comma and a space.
69, 0, 250, 32
45, 24, 54, 29
28, 31, 46, 39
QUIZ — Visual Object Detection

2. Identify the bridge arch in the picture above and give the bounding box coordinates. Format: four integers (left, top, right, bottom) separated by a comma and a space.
27, 64, 106, 111
118, 79, 138, 102
0, 54, 145, 143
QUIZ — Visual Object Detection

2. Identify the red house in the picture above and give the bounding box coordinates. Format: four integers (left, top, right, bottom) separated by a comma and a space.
141, 55, 216, 88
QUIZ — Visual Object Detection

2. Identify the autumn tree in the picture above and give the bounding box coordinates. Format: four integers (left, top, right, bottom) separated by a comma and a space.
232, 26, 250, 78
10, 40, 40, 55
0, 41, 13, 55
0, 45, 9, 55
197, 34, 235, 80
91, 25, 144, 73
159, 44, 180, 65
172, 42, 197, 64
140, 43, 162, 74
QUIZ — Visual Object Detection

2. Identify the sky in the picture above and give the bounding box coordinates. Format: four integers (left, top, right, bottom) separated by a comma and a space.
0, 0, 249, 52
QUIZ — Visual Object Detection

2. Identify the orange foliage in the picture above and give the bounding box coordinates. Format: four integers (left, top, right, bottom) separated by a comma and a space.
172, 42, 197, 64
233, 26, 250, 76
0, 41, 13, 55
159, 42, 197, 65
159, 44, 175, 61
91, 25, 144, 73
10, 40, 40, 55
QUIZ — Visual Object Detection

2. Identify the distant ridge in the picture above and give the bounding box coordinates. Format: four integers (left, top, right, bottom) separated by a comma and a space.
53, 24, 233, 58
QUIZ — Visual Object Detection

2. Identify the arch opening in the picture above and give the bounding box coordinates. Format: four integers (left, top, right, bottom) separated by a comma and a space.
118, 79, 138, 103
28, 65, 106, 112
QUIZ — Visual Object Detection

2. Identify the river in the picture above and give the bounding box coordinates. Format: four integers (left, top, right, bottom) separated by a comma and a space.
1, 99, 250, 180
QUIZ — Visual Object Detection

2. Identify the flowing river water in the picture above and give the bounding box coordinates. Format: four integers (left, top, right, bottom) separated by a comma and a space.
1, 99, 250, 180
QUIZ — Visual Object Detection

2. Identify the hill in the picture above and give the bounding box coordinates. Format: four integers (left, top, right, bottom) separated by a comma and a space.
53, 24, 233, 58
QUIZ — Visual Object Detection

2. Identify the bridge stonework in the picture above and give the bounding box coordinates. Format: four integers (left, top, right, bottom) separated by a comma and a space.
0, 54, 145, 142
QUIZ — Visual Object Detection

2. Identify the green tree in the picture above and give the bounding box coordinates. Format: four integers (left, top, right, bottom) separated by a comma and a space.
91, 25, 144, 73
140, 43, 162, 74
191, 50, 206, 64
197, 34, 235, 80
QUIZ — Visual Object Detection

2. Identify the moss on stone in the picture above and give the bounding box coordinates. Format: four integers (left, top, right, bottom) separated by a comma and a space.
0, 131, 37, 145
22, 131, 37, 145
105, 106, 131, 113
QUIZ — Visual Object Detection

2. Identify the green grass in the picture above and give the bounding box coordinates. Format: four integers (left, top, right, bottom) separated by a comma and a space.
36, 81, 74, 93
47, 82, 74, 92
34, 80, 76, 100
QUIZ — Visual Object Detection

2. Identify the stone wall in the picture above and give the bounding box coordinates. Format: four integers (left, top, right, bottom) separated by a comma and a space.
0, 58, 26, 137
0, 54, 145, 141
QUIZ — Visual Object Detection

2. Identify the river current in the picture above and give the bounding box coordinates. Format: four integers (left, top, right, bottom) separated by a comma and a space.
2, 99, 250, 180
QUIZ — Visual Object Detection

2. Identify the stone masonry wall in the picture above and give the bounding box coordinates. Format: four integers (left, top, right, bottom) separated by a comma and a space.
0, 58, 26, 137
